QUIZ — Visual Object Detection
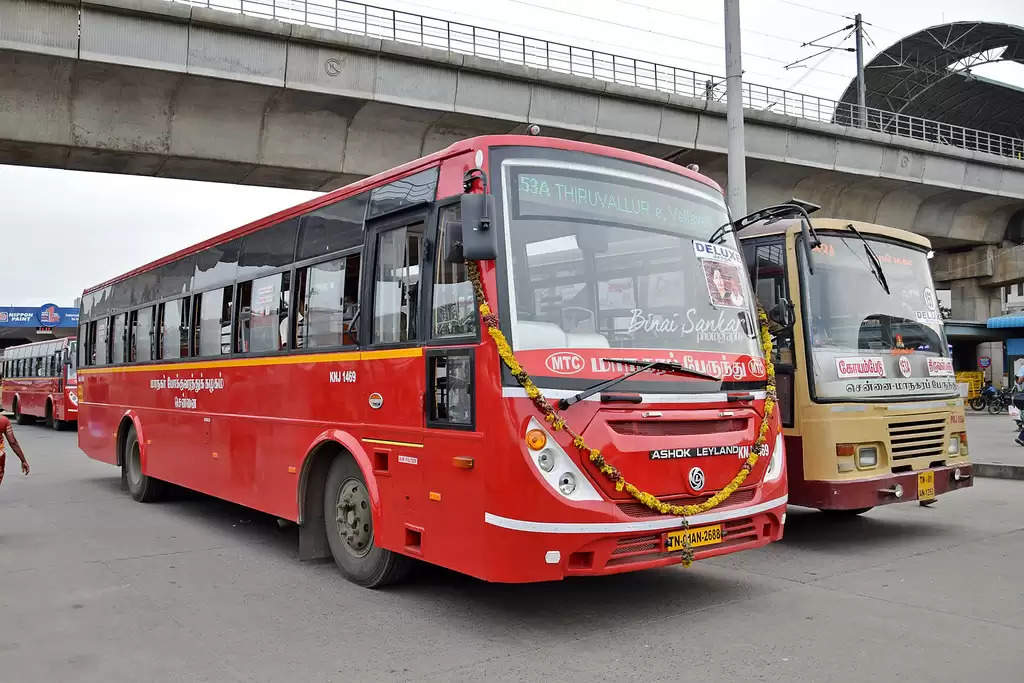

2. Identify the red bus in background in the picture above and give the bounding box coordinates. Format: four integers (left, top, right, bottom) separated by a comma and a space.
77, 135, 787, 586
1, 336, 78, 429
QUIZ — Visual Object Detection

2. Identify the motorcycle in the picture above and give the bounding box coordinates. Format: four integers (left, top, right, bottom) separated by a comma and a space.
986, 387, 1015, 414
969, 384, 998, 411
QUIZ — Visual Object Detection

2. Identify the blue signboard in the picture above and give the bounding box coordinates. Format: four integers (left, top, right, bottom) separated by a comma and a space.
0, 305, 79, 328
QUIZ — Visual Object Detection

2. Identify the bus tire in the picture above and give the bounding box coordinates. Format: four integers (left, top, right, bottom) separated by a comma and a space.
123, 427, 164, 503
323, 456, 412, 588
13, 400, 33, 425
821, 507, 873, 516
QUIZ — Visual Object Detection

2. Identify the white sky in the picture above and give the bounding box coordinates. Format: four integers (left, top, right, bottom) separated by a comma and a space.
2, 0, 1021, 306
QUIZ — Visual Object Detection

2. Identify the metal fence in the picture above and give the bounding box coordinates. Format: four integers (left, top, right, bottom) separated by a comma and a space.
175, 0, 1024, 161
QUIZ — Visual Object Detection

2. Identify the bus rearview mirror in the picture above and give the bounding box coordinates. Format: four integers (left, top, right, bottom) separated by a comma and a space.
460, 193, 498, 261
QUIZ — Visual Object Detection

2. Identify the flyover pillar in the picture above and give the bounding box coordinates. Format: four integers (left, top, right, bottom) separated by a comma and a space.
934, 247, 1005, 381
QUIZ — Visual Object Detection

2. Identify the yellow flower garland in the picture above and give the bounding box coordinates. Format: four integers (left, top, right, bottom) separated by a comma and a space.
468, 262, 777, 566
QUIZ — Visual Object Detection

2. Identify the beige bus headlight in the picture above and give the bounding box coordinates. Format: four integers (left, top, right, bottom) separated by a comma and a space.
857, 447, 878, 468
764, 432, 785, 482
947, 436, 960, 455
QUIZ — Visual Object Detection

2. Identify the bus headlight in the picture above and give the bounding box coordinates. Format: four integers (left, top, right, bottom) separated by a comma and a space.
537, 449, 556, 472
764, 432, 785, 483
857, 446, 878, 468
523, 418, 601, 501
947, 436, 960, 455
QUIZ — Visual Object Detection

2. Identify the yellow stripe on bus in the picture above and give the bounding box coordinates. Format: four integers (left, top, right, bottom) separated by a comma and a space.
77, 347, 423, 375
362, 438, 425, 448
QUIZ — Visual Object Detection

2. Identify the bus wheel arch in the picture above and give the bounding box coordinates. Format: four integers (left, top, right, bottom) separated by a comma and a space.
117, 414, 163, 502
296, 432, 380, 563
13, 396, 32, 425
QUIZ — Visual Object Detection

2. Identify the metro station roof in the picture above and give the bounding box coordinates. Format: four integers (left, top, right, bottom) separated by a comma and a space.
838, 22, 1024, 139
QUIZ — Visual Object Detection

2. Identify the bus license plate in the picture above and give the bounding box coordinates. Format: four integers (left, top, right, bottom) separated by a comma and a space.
666, 524, 723, 551
918, 471, 935, 501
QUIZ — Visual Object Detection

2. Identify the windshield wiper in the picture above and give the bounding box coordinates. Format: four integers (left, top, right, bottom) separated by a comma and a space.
558, 358, 722, 409
708, 222, 733, 244
845, 223, 890, 295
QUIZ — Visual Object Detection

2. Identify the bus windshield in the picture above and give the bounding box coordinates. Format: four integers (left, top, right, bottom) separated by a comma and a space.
801, 233, 957, 400
499, 160, 764, 386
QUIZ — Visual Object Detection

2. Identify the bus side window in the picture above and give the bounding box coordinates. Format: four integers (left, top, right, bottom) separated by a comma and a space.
236, 273, 287, 354
431, 205, 477, 340
135, 306, 155, 363
296, 254, 360, 349
128, 310, 139, 362
373, 224, 423, 345
110, 313, 128, 364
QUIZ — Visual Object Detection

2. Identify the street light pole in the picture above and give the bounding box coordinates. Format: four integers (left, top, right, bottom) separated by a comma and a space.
855, 13, 866, 127
723, 0, 746, 218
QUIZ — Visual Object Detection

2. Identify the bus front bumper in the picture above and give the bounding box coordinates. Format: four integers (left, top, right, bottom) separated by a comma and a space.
793, 464, 973, 510
479, 494, 787, 582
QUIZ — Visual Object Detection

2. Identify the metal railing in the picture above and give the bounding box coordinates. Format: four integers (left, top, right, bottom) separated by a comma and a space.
174, 0, 1024, 161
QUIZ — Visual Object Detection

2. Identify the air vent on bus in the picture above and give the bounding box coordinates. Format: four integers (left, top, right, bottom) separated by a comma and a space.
887, 418, 946, 460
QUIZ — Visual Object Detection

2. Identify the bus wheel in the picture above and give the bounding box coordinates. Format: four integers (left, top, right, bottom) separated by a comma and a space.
821, 507, 873, 516
51, 416, 66, 432
323, 456, 411, 588
13, 400, 33, 425
124, 427, 164, 503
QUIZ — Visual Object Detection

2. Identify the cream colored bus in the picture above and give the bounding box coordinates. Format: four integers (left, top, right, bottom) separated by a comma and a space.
738, 213, 972, 513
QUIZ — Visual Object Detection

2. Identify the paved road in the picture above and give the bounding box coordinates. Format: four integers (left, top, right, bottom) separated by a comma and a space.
966, 411, 1024, 466
1, 424, 1022, 682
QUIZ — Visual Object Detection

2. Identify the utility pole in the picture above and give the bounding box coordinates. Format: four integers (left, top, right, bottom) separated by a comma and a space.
723, 0, 746, 218
855, 13, 866, 127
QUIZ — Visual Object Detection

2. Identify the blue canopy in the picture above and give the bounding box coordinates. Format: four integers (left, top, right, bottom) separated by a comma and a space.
987, 313, 1024, 329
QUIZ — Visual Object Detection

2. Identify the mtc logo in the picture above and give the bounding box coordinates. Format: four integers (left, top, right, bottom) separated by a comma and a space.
545, 352, 585, 375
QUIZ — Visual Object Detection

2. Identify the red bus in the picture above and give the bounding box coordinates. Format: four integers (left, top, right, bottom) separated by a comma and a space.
1, 336, 79, 429
77, 135, 787, 586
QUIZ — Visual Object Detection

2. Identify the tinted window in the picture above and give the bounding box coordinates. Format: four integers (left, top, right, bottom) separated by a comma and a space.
237, 219, 298, 279
373, 225, 422, 344
297, 193, 368, 260
193, 239, 241, 290
367, 168, 438, 218
297, 254, 360, 349
432, 205, 477, 339
110, 313, 127, 364
155, 257, 196, 299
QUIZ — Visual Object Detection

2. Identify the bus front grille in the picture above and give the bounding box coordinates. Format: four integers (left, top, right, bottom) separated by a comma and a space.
887, 418, 947, 460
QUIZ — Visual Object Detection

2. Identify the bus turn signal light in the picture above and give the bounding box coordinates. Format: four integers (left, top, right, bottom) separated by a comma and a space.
526, 429, 548, 450
958, 432, 968, 456
836, 443, 856, 458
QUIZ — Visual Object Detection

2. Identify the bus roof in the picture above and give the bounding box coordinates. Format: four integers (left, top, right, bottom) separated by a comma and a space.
83, 135, 722, 295
739, 218, 932, 249
1, 336, 74, 355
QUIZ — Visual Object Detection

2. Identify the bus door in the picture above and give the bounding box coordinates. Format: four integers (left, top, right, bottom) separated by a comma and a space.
420, 200, 486, 561
744, 236, 797, 431
363, 206, 431, 544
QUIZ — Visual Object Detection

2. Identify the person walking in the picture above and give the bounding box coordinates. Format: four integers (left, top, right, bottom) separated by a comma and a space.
0, 414, 30, 485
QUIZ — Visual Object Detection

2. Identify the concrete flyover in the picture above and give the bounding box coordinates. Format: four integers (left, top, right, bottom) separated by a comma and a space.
1, 0, 1024, 249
